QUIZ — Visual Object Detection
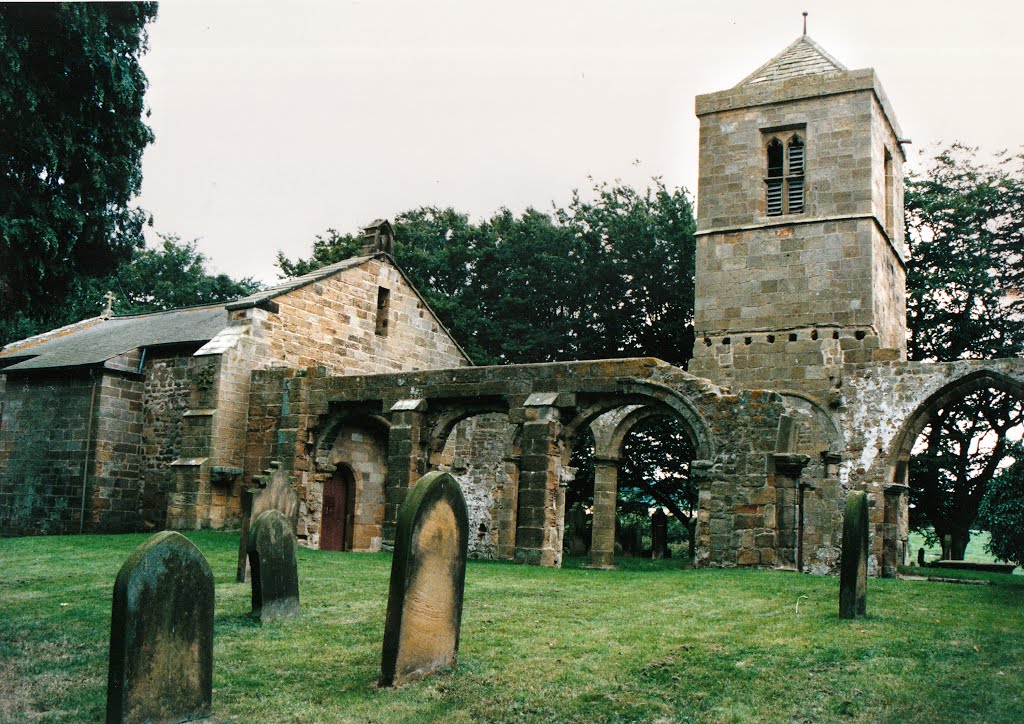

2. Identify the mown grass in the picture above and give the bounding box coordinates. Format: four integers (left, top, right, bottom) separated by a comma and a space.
2, 532, 1023, 723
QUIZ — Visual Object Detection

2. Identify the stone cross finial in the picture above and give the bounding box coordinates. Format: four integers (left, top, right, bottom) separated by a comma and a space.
102, 291, 116, 318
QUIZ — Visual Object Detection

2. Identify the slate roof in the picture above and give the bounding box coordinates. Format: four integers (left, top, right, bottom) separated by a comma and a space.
225, 255, 372, 311
0, 305, 230, 372
738, 35, 847, 87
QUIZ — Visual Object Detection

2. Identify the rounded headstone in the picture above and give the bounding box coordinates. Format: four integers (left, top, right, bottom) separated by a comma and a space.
248, 508, 301, 621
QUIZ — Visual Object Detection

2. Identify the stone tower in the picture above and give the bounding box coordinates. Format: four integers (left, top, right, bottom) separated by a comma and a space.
689, 35, 907, 402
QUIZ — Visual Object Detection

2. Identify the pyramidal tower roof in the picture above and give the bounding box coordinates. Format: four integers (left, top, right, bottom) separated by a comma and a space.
737, 35, 847, 87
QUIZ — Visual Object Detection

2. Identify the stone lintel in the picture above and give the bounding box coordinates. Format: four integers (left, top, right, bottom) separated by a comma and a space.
772, 453, 811, 476
182, 409, 217, 418
390, 398, 427, 412
170, 458, 209, 467
523, 392, 559, 407
884, 484, 910, 496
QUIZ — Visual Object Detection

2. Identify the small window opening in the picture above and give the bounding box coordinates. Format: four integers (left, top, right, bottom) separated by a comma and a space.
375, 287, 391, 336
767, 334, 776, 344
744, 337, 752, 345
884, 149, 894, 235
704, 337, 712, 347
722, 337, 731, 345
832, 330, 840, 340
788, 333, 798, 342
855, 330, 866, 341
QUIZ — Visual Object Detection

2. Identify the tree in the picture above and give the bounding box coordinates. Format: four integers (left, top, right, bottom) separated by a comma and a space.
0, 4, 158, 345
978, 442, 1024, 566
908, 389, 1023, 559
905, 146, 1024, 557
277, 179, 697, 367
906, 145, 1024, 362
69, 235, 262, 319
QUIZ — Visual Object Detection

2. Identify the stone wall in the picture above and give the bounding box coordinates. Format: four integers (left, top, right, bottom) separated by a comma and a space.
235, 257, 469, 376
434, 413, 513, 559
0, 367, 146, 535
0, 371, 98, 534
140, 351, 197, 529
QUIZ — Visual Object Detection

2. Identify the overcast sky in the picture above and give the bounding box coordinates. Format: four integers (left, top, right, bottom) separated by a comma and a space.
135, 0, 1024, 283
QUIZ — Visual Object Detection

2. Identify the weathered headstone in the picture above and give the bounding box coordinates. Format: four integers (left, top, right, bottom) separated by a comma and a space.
618, 521, 643, 558
248, 509, 301, 621
839, 491, 869, 619
566, 503, 589, 556
651, 508, 669, 560
236, 462, 300, 582
107, 531, 214, 724
917, 547, 926, 567
380, 471, 468, 687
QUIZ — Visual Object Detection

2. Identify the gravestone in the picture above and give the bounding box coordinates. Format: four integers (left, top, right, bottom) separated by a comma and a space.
651, 508, 669, 560
107, 531, 214, 724
917, 547, 926, 567
248, 509, 301, 621
236, 462, 300, 582
618, 521, 643, 558
566, 503, 589, 556
380, 471, 468, 687
839, 491, 868, 619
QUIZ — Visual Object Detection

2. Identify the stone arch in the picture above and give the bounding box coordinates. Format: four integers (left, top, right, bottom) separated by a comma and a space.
426, 397, 510, 458
563, 382, 714, 462
886, 369, 1024, 475
430, 402, 517, 561
565, 392, 707, 569
879, 368, 1024, 576
309, 410, 390, 552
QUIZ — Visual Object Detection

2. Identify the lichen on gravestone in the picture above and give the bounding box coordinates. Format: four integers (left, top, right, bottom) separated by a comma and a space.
379, 471, 469, 687
839, 490, 868, 619
248, 508, 301, 621
106, 531, 214, 724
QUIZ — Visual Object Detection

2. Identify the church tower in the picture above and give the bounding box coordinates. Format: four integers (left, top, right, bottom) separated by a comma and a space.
688, 35, 907, 402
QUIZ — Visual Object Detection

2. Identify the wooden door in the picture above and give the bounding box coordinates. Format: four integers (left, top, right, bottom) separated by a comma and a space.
321, 469, 355, 551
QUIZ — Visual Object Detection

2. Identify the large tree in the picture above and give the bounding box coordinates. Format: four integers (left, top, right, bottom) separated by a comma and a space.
0, 3, 158, 345
978, 441, 1024, 566
277, 179, 697, 367
905, 146, 1024, 557
68, 234, 263, 320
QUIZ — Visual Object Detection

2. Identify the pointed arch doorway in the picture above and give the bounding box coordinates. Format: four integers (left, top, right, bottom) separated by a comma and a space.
321, 466, 356, 551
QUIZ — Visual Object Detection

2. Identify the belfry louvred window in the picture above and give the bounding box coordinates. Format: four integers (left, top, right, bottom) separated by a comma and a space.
765, 132, 805, 216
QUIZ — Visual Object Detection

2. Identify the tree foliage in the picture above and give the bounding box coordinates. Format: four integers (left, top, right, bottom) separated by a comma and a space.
277, 179, 697, 367
67, 235, 263, 320
978, 442, 1024, 566
905, 146, 1024, 556
906, 145, 1024, 362
0, 3, 158, 345
908, 389, 1023, 558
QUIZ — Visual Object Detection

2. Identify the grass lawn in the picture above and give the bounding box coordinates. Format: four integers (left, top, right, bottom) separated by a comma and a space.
2, 532, 1023, 723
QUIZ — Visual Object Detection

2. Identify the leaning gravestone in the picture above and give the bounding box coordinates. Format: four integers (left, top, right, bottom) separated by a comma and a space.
651, 508, 669, 560
380, 471, 469, 687
248, 509, 301, 621
236, 462, 301, 582
107, 531, 214, 724
839, 491, 869, 619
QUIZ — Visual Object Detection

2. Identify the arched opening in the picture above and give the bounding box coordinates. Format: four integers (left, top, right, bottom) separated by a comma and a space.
432, 409, 518, 561
321, 465, 355, 552
313, 415, 389, 552
564, 399, 703, 568
887, 371, 1024, 571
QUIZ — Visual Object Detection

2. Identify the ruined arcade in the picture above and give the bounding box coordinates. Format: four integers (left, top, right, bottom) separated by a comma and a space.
4, 34, 1024, 577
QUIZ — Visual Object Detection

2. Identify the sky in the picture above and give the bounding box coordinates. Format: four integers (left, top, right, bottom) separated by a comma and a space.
135, 0, 1024, 284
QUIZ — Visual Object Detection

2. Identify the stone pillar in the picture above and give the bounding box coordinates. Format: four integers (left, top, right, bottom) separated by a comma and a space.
382, 399, 428, 547
514, 395, 564, 567
882, 483, 909, 577
589, 457, 619, 569
770, 452, 811, 570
